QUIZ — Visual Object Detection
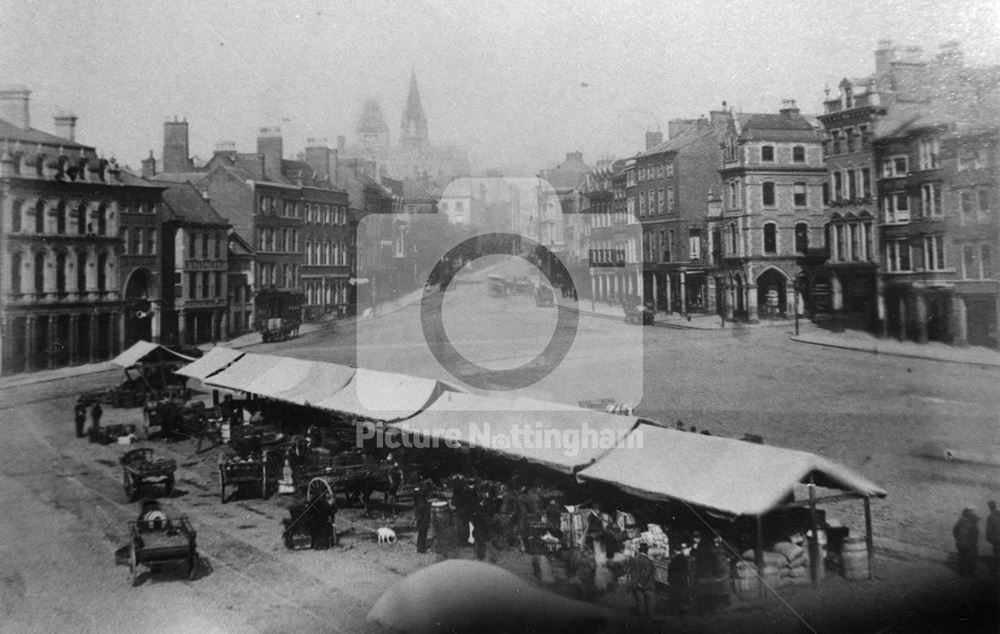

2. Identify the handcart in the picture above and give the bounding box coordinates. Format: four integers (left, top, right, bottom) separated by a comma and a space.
127, 515, 197, 586
120, 448, 177, 502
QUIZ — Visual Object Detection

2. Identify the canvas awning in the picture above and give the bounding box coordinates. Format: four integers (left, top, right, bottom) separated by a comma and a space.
576, 424, 887, 517
312, 369, 456, 421
260, 361, 355, 407
390, 392, 640, 474
174, 347, 245, 380
110, 340, 196, 368
202, 353, 278, 393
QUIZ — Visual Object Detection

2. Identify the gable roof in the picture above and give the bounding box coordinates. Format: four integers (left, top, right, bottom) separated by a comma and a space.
161, 181, 229, 226
736, 112, 823, 143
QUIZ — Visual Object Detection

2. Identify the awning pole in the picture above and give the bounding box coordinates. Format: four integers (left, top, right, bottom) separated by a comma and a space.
756, 514, 765, 600
864, 496, 874, 580
808, 475, 818, 587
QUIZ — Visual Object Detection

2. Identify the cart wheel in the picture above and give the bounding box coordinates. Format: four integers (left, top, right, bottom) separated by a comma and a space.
123, 472, 136, 502
164, 475, 175, 497
307, 477, 334, 503
129, 541, 138, 586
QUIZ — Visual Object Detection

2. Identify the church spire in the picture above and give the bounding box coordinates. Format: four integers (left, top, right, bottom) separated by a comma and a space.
400, 68, 428, 146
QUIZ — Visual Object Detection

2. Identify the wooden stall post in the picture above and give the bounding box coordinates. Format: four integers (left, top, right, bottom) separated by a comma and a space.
864, 496, 874, 580
808, 476, 818, 587
756, 514, 765, 600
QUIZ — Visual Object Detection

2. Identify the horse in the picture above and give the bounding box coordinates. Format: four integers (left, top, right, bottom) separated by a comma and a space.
350, 462, 404, 517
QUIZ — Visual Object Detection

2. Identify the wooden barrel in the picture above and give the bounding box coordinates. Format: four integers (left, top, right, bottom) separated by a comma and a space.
842, 537, 869, 580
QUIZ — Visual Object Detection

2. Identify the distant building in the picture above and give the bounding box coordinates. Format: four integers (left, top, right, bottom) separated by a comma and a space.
159, 181, 230, 345
581, 158, 637, 304
0, 86, 161, 374
343, 71, 471, 189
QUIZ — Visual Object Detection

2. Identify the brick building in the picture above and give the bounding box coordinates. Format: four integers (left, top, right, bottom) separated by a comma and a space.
710, 102, 827, 322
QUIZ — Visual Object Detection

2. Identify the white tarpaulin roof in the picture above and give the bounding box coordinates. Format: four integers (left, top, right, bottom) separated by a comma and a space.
390, 392, 640, 474
313, 368, 455, 421
202, 353, 278, 393
262, 361, 355, 407
110, 340, 196, 368
174, 347, 245, 380
576, 424, 887, 516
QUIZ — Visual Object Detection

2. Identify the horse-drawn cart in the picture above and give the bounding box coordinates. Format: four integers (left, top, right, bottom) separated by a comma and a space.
127, 515, 197, 586
120, 448, 176, 502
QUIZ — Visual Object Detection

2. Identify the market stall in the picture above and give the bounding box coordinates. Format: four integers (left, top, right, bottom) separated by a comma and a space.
173, 346, 245, 382
576, 423, 887, 598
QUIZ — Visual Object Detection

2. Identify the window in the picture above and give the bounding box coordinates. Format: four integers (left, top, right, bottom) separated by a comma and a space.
845, 128, 855, 153
886, 241, 911, 272
214, 234, 221, 258
918, 138, 940, 170
792, 146, 805, 162
11, 200, 23, 233
202, 233, 209, 259
963, 245, 977, 279
660, 230, 668, 262
666, 163, 674, 177
921, 184, 941, 216
835, 224, 845, 261
667, 187, 674, 212
961, 190, 975, 219
847, 170, 857, 199
882, 155, 908, 177
35, 200, 45, 233
793, 183, 807, 207
190, 232, 198, 258
202, 271, 210, 298
77, 252, 86, 292
147, 229, 157, 255
979, 188, 992, 215
795, 223, 809, 253
833, 172, 843, 200
822, 182, 830, 206
762, 182, 776, 207
882, 193, 909, 224
11, 253, 21, 294
983, 245, 993, 278
923, 235, 945, 271
689, 230, 701, 260
728, 182, 738, 209
849, 223, 859, 260
729, 223, 738, 255
860, 168, 871, 198
640, 192, 647, 216
761, 145, 775, 162
763, 223, 777, 254
215, 272, 223, 297
657, 188, 664, 212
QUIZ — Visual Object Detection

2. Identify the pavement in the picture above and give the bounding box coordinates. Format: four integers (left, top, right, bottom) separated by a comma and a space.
4, 287, 1000, 391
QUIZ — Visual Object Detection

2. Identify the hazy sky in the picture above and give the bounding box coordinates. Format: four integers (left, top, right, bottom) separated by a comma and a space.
4, 0, 999, 175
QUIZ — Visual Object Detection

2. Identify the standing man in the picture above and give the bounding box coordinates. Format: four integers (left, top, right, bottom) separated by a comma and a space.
953, 508, 980, 577
414, 489, 431, 554
985, 501, 1000, 576
472, 497, 494, 562
74, 401, 88, 438
90, 402, 103, 429
310, 491, 337, 550
626, 543, 657, 619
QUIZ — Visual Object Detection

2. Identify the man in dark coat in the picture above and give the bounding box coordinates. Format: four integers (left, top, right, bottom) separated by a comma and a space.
414, 490, 431, 554
694, 536, 729, 615
986, 501, 1000, 576
90, 402, 103, 429
472, 498, 494, 561
310, 492, 337, 550
667, 544, 692, 615
74, 401, 88, 438
953, 508, 980, 577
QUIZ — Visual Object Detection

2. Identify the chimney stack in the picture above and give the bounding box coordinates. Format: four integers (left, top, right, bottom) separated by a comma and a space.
645, 130, 663, 150
54, 111, 77, 142
257, 127, 283, 179
141, 150, 156, 178
779, 99, 800, 116
305, 137, 337, 186
875, 40, 897, 74
0, 85, 31, 129
163, 117, 193, 173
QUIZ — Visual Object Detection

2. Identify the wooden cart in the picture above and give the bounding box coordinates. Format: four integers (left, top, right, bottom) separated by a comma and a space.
128, 516, 197, 586
219, 457, 266, 503
120, 448, 176, 502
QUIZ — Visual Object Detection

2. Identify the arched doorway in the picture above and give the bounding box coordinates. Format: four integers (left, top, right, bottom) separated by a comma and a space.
756, 268, 789, 317
124, 267, 155, 344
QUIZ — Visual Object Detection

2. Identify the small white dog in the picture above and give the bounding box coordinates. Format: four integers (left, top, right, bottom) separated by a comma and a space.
376, 527, 397, 545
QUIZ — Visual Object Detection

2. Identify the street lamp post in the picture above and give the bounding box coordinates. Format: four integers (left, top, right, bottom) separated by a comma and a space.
793, 278, 800, 336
